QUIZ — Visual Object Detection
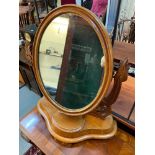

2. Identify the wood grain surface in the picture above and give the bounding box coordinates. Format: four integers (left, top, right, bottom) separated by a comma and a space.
113, 41, 135, 65
112, 76, 135, 119
36, 97, 117, 143
20, 108, 135, 155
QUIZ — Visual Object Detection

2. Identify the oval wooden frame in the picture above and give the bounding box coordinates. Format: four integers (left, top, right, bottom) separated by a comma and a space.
33, 4, 113, 116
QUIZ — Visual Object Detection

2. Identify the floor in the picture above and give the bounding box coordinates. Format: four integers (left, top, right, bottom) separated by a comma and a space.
19, 86, 41, 155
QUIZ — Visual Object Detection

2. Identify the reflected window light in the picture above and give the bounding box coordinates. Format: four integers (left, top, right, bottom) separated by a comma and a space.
24, 114, 39, 129
51, 17, 69, 34
52, 17, 69, 25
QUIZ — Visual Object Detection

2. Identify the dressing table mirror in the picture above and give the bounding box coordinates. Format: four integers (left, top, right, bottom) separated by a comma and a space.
33, 5, 128, 143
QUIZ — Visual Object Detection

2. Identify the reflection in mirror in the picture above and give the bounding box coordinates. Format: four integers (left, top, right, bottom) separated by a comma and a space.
39, 13, 104, 109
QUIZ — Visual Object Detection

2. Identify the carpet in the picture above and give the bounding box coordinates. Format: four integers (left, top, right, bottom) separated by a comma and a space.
24, 145, 44, 155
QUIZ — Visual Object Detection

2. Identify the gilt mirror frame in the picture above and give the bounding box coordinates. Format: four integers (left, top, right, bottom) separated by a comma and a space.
33, 4, 113, 116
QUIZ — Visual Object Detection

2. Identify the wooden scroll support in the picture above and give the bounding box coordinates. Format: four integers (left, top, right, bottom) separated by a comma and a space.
91, 58, 129, 118
25, 41, 33, 65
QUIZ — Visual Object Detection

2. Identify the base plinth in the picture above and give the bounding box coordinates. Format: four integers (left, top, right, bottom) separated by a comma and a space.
37, 97, 117, 143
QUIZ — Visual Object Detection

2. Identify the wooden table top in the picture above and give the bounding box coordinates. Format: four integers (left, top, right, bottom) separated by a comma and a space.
112, 76, 135, 119
20, 108, 135, 155
113, 41, 135, 65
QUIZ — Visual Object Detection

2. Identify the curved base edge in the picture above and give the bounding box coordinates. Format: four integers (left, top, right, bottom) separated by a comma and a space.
37, 97, 117, 143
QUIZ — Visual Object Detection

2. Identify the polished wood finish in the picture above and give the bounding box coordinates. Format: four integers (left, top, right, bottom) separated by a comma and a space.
33, 5, 113, 116
37, 97, 117, 143
113, 41, 135, 65
112, 40, 135, 129
20, 108, 135, 155
112, 76, 135, 119
111, 76, 135, 130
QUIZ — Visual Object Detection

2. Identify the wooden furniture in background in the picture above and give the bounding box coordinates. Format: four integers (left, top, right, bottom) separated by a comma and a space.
19, 4, 40, 94
19, 9, 29, 28
19, 5, 35, 29
112, 76, 135, 129
19, 47, 42, 96
20, 108, 135, 155
113, 40, 135, 65
112, 41, 135, 130
33, 0, 57, 23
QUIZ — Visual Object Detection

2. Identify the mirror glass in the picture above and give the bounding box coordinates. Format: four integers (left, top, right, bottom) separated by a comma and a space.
39, 13, 104, 109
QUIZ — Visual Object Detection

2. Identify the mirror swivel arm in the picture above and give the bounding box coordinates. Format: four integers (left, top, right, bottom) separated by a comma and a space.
90, 58, 129, 118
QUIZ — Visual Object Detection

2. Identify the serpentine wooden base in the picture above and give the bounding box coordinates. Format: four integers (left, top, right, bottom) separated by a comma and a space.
37, 97, 117, 143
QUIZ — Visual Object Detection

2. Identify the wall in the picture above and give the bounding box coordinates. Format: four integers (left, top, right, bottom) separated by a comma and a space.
40, 16, 69, 55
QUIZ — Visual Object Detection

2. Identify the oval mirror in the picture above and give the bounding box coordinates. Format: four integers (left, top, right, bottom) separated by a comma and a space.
33, 5, 113, 116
